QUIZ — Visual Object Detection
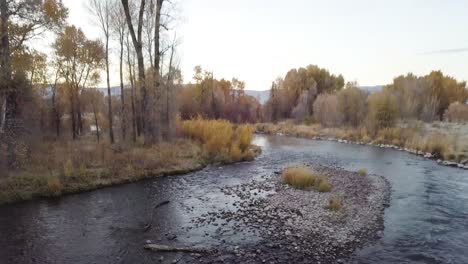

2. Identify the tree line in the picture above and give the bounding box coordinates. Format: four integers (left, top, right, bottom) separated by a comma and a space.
264, 65, 468, 131
0, 0, 181, 168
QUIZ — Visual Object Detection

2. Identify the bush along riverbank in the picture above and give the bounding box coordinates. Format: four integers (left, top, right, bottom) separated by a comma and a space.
256, 122, 468, 170
0, 119, 261, 206
179, 163, 391, 263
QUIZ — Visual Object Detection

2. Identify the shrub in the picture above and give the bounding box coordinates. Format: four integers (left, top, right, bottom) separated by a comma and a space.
367, 91, 399, 131
282, 167, 316, 189
229, 144, 242, 162
357, 168, 368, 176
47, 175, 63, 196
243, 149, 256, 161
443, 102, 468, 122
63, 159, 74, 178
327, 198, 341, 211
423, 134, 449, 158
313, 94, 342, 127
337, 84, 368, 127
236, 125, 253, 152
316, 177, 332, 192
180, 117, 255, 163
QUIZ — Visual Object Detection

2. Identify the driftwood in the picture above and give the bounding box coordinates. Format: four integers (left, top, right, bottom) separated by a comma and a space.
144, 244, 210, 254
154, 200, 170, 209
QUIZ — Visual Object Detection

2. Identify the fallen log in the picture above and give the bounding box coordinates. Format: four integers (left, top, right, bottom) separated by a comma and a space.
154, 200, 170, 209
144, 244, 211, 254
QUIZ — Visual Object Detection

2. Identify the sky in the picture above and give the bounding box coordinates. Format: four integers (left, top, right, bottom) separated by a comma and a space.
60, 0, 468, 90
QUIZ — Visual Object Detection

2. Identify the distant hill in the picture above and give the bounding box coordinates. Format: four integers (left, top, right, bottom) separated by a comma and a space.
96, 86, 123, 96
359, 85, 383, 93
245, 90, 269, 104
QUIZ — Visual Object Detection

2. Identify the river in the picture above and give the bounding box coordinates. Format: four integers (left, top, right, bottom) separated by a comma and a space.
1, 135, 467, 263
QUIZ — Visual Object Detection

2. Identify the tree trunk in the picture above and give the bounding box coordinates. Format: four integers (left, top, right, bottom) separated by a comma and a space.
126, 36, 137, 143
105, 34, 114, 144
93, 104, 100, 143
70, 85, 76, 140
121, 0, 154, 144
165, 43, 175, 140
51, 82, 60, 138
0, 0, 19, 168
76, 87, 83, 135
153, 0, 164, 142
119, 33, 126, 141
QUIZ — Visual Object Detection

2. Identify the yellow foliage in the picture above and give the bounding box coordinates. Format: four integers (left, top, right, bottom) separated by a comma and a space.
63, 159, 73, 178
47, 175, 63, 196
316, 177, 332, 192
236, 125, 253, 152
229, 144, 242, 162
180, 117, 255, 163
357, 168, 368, 176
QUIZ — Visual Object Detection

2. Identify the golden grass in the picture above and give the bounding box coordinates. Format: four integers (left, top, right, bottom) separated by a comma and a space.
181, 117, 256, 163
0, 139, 205, 205
316, 176, 332, 192
357, 168, 368, 176
282, 167, 316, 190
327, 197, 342, 211
257, 121, 460, 161
282, 166, 333, 192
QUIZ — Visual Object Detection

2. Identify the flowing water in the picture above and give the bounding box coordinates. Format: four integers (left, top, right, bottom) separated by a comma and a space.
1, 135, 468, 263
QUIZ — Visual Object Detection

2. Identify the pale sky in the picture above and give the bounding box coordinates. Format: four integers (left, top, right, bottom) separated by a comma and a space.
59, 0, 468, 90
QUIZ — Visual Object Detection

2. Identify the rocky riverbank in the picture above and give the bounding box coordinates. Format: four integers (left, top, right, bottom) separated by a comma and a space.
255, 122, 468, 170
153, 163, 391, 263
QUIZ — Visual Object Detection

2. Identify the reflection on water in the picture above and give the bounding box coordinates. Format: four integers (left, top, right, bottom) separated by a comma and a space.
0, 135, 468, 263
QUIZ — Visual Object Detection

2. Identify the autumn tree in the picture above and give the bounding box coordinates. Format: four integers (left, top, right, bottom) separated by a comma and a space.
0, 0, 67, 167
81, 87, 105, 142
178, 66, 261, 123
313, 94, 342, 127
53, 26, 104, 140
367, 90, 399, 131
337, 83, 368, 127
264, 65, 345, 121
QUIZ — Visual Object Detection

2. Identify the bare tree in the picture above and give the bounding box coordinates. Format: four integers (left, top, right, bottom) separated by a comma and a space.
125, 34, 137, 142
121, 0, 158, 144
88, 0, 115, 144
111, 2, 128, 141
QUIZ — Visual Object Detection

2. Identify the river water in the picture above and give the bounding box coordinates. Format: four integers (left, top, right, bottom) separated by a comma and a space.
1, 135, 467, 264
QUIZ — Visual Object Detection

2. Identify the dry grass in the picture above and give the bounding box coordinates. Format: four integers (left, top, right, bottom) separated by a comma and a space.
0, 139, 205, 205
0, 118, 260, 205
257, 121, 461, 161
282, 167, 316, 190
181, 117, 256, 163
316, 176, 332, 192
282, 166, 333, 192
357, 168, 368, 176
327, 197, 342, 211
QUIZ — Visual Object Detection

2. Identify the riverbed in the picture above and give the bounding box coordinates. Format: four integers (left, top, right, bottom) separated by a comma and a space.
1, 135, 468, 263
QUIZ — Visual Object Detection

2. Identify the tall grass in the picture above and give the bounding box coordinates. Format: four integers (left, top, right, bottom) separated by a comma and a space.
258, 121, 460, 161
282, 166, 333, 192
180, 117, 256, 163
0, 139, 204, 205
282, 167, 316, 189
